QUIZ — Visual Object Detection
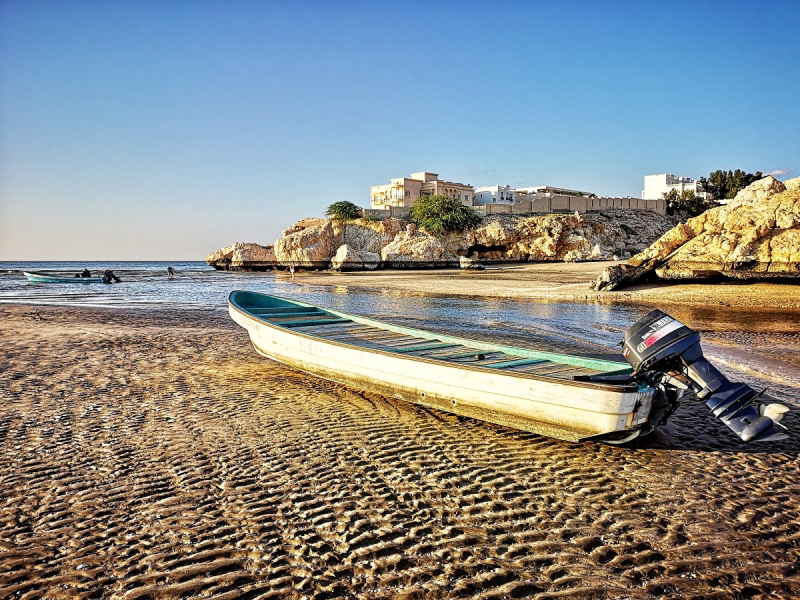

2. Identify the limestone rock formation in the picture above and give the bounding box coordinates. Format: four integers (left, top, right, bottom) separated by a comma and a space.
207, 209, 675, 271
274, 219, 338, 268
592, 176, 800, 291
274, 217, 407, 268
205, 242, 276, 271
452, 209, 674, 264
380, 226, 460, 268
331, 244, 380, 271
332, 218, 407, 254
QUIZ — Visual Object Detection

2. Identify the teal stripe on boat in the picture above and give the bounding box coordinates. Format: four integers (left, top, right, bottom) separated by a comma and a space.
322, 308, 631, 373
249, 307, 319, 314
390, 343, 459, 353
441, 350, 496, 359
261, 310, 326, 318
279, 318, 352, 327
483, 358, 549, 369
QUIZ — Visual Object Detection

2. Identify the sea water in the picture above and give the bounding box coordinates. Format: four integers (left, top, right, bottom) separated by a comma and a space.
0, 261, 639, 357
3, 261, 800, 392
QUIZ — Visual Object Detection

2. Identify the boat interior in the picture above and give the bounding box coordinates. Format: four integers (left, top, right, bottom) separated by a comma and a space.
230, 291, 633, 383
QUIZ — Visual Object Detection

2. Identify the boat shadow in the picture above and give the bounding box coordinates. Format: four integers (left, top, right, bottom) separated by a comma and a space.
408, 396, 799, 456
625, 400, 799, 455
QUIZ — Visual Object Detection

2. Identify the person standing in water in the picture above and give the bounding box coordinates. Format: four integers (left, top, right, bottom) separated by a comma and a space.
103, 270, 121, 284
167, 266, 175, 279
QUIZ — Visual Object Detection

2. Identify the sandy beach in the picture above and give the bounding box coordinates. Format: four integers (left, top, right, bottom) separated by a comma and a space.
292, 261, 800, 310
1, 300, 799, 599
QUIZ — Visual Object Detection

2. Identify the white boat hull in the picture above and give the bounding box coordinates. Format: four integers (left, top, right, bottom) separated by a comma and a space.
229, 296, 656, 442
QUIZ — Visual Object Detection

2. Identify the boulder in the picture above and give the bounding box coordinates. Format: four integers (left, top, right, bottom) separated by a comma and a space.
332, 218, 407, 254
331, 244, 380, 271
205, 242, 276, 271
591, 176, 800, 290
274, 220, 338, 268
459, 256, 485, 270
381, 227, 460, 268
274, 217, 408, 269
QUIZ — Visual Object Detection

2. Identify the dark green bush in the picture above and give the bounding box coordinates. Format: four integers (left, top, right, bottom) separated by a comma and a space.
325, 201, 362, 221
410, 194, 481, 236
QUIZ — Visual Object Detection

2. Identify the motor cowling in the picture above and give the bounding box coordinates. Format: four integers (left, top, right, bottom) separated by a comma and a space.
622, 310, 789, 443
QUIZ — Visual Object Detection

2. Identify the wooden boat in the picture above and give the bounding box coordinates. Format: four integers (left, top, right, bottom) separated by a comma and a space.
24, 271, 106, 283
228, 291, 658, 443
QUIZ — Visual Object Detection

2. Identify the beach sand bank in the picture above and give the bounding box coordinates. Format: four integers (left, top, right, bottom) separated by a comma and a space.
1, 303, 799, 598
290, 261, 800, 310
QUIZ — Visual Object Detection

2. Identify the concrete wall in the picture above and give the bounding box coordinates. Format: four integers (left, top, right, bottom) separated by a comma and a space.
367, 196, 667, 219
481, 196, 666, 216
363, 206, 413, 219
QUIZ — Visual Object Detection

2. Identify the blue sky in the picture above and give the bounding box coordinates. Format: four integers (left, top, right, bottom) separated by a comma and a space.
1, 0, 798, 260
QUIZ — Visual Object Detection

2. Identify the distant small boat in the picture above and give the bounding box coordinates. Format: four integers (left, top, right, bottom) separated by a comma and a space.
229, 291, 789, 444
24, 271, 106, 283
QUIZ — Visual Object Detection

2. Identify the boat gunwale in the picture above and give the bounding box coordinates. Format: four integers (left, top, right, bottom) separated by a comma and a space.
228, 291, 639, 394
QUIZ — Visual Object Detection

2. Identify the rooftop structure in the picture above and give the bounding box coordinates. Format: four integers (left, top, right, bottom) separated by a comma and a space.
370, 172, 474, 209
515, 185, 595, 197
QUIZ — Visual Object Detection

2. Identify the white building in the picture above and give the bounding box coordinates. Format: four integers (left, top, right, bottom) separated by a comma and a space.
473, 184, 515, 206
642, 174, 710, 200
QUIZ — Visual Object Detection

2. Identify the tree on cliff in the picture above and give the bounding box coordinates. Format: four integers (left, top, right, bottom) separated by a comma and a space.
411, 194, 481, 236
325, 201, 362, 221
662, 189, 712, 217
699, 169, 763, 200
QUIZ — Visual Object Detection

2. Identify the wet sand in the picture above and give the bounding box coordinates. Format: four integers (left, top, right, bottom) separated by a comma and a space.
1, 303, 799, 598
292, 262, 800, 310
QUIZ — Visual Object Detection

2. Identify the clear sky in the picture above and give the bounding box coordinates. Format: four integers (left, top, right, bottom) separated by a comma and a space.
1, 0, 798, 260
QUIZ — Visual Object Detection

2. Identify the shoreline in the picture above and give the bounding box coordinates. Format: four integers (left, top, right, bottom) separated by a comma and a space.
285, 260, 800, 310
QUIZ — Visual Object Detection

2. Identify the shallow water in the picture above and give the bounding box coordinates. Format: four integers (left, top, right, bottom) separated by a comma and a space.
3, 261, 800, 390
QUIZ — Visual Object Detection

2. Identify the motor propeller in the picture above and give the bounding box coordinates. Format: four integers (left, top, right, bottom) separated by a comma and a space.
622, 310, 789, 443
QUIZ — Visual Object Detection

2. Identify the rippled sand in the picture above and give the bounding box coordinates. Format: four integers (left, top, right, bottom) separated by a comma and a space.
1, 304, 799, 598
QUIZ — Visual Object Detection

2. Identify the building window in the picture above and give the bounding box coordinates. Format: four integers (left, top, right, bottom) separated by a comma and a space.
405, 191, 410, 196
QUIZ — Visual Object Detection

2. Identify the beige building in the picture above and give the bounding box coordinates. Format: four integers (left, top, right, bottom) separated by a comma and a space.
370, 172, 474, 209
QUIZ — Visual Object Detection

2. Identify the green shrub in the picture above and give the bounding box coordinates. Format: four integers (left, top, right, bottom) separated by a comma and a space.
325, 201, 362, 221
662, 189, 713, 217
410, 194, 481, 236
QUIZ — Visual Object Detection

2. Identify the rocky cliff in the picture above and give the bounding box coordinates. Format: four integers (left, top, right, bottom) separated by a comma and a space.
592, 176, 800, 291
206, 209, 676, 271
204, 242, 276, 271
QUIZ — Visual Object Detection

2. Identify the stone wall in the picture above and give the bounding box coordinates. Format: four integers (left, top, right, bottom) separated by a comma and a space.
483, 196, 666, 216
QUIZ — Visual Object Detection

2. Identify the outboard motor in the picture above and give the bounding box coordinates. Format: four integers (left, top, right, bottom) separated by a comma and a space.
622, 310, 789, 443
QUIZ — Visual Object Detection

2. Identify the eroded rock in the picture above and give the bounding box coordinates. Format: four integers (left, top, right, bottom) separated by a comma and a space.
459, 255, 485, 270
207, 208, 675, 271
592, 176, 800, 290
331, 244, 380, 271
205, 242, 276, 271
380, 227, 460, 268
